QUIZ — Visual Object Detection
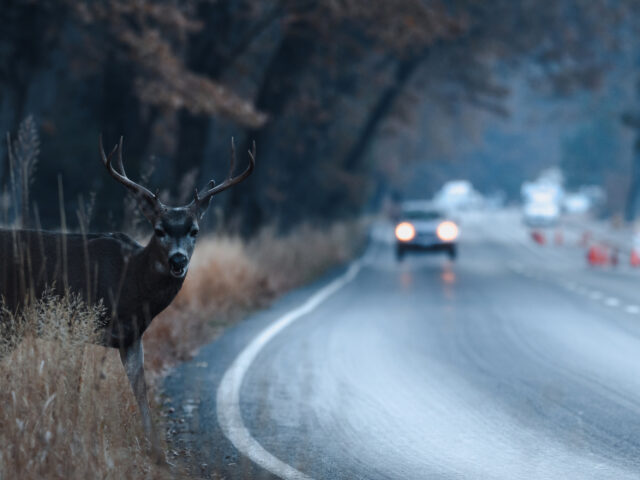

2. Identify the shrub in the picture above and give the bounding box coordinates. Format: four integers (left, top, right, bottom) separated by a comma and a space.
0, 292, 174, 479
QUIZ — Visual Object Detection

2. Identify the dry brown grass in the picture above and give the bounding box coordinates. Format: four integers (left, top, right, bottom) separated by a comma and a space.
251, 222, 362, 291
144, 220, 364, 374
0, 293, 178, 479
0, 220, 364, 479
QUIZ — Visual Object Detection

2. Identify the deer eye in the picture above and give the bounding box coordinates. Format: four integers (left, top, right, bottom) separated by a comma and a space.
189, 228, 199, 237
154, 227, 166, 238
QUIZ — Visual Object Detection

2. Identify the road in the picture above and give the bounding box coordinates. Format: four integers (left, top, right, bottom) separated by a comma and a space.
164, 211, 640, 479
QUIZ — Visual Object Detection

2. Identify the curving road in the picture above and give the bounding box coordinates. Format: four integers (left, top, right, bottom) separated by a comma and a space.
164, 211, 640, 479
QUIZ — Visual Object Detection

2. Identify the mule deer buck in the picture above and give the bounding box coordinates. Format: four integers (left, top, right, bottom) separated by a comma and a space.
0, 136, 255, 459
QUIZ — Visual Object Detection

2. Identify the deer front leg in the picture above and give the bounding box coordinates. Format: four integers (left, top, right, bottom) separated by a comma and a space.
119, 339, 164, 463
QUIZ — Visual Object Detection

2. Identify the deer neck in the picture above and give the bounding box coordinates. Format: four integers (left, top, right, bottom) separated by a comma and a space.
100, 241, 185, 349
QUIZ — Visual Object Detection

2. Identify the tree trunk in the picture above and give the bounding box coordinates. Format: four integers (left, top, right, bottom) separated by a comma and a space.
172, 1, 282, 199
320, 52, 426, 217
171, 1, 233, 195
96, 56, 157, 230
342, 53, 426, 173
228, 23, 318, 234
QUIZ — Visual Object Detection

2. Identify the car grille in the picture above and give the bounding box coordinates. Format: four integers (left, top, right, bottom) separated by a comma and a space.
414, 232, 438, 243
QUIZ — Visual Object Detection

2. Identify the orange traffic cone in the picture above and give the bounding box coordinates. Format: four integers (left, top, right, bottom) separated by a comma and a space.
587, 245, 608, 266
631, 249, 640, 267
531, 230, 546, 245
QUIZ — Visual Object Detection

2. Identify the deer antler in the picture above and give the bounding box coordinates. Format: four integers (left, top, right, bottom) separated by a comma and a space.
192, 137, 256, 206
99, 136, 159, 206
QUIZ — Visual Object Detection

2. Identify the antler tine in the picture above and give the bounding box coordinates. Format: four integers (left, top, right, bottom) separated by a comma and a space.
116, 136, 127, 176
249, 140, 256, 164
193, 139, 256, 206
229, 137, 237, 180
99, 135, 158, 204
99, 134, 118, 167
192, 180, 216, 203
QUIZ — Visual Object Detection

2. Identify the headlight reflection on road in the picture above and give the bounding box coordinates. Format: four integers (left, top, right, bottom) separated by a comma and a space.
400, 271, 413, 288
441, 265, 456, 301
441, 268, 456, 285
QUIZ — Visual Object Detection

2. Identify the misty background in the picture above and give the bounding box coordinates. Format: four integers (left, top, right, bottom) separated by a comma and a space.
1, 0, 640, 233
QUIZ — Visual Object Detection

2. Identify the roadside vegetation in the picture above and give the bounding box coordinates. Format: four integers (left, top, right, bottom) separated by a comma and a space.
0, 293, 175, 479
0, 116, 365, 478
0, 222, 364, 479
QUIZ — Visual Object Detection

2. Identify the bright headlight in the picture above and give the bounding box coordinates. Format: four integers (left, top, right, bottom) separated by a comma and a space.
395, 222, 416, 242
437, 221, 459, 242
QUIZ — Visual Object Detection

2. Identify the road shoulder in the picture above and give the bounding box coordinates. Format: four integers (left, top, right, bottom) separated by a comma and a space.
161, 262, 356, 479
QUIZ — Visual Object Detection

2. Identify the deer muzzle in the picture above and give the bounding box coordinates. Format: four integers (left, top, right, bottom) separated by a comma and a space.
168, 253, 189, 278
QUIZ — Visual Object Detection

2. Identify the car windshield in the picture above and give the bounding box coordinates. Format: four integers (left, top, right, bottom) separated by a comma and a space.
403, 210, 442, 221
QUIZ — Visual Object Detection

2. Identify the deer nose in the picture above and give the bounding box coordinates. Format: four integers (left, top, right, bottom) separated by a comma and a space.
169, 253, 188, 270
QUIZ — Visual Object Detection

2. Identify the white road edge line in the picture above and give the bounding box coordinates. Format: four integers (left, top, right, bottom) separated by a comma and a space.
625, 305, 640, 314
604, 297, 621, 307
216, 261, 363, 480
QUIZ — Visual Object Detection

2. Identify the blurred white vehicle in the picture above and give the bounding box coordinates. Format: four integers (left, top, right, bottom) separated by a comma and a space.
434, 180, 483, 210
563, 193, 591, 214
521, 181, 564, 206
523, 201, 560, 227
521, 172, 564, 227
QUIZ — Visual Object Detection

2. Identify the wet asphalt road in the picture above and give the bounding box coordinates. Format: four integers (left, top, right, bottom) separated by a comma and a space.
164, 211, 640, 479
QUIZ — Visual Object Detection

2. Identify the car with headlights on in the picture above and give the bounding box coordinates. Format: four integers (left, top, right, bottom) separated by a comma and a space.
394, 202, 459, 261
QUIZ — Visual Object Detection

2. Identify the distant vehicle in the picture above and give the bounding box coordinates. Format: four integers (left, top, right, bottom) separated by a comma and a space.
521, 176, 563, 227
563, 193, 591, 214
394, 202, 459, 261
521, 181, 563, 205
433, 180, 483, 210
562, 185, 604, 215
523, 201, 560, 227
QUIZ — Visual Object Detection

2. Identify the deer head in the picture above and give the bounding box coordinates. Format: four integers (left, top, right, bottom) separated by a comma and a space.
99, 136, 255, 279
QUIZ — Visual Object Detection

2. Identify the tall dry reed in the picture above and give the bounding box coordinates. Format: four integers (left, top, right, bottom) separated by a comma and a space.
0, 292, 177, 480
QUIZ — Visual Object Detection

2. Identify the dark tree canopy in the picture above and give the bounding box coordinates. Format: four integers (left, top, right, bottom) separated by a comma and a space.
0, 0, 633, 232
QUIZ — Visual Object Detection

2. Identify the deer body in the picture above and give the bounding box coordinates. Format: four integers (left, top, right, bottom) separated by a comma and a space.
0, 136, 255, 461
0, 229, 184, 348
